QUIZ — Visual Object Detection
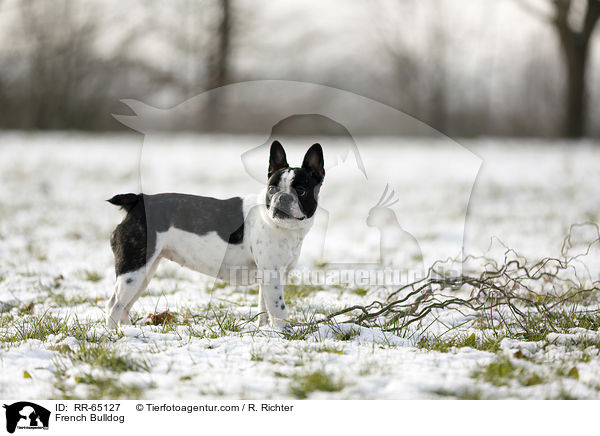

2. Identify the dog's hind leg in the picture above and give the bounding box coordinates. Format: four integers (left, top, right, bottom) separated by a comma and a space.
122, 257, 161, 320
106, 256, 160, 328
107, 202, 165, 328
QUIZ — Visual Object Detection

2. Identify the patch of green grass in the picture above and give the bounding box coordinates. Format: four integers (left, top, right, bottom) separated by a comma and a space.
331, 325, 360, 341
54, 372, 149, 400
517, 308, 600, 343
283, 324, 318, 341
557, 365, 579, 380
554, 310, 600, 331
250, 348, 264, 361
306, 343, 344, 354
84, 270, 102, 283
474, 356, 519, 386
0, 313, 15, 328
576, 350, 595, 363
211, 310, 246, 334
52, 343, 152, 399
47, 292, 99, 307
65, 343, 151, 373
179, 307, 258, 339
0, 313, 115, 346
168, 303, 256, 339
183, 323, 210, 340
289, 370, 345, 399
418, 333, 502, 353
206, 280, 230, 293
284, 284, 325, 303
48, 344, 73, 354
473, 356, 546, 387
352, 288, 369, 297
1, 313, 70, 344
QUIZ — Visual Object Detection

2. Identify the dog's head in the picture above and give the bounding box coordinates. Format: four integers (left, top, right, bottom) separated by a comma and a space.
265, 140, 324, 229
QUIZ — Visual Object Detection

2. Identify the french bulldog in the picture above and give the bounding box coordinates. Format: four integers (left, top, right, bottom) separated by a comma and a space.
105, 141, 324, 332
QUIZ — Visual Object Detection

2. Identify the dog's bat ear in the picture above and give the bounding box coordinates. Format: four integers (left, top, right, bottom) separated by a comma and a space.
268, 140, 288, 179
302, 143, 325, 182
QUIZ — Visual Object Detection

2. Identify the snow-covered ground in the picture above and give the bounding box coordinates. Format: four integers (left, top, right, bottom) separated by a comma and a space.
1, 132, 600, 399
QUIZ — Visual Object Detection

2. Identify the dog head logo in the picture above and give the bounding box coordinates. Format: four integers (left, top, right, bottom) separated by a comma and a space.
3, 402, 50, 434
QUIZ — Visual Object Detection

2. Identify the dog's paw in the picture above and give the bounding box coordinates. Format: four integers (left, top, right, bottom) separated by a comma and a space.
273, 322, 294, 337
258, 312, 269, 327
106, 318, 118, 329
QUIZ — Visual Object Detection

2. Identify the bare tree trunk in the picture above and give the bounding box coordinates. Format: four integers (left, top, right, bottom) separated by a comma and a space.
563, 39, 587, 138
215, 0, 231, 88
204, 0, 233, 131
428, 0, 448, 134
553, 0, 600, 138
207, 0, 232, 90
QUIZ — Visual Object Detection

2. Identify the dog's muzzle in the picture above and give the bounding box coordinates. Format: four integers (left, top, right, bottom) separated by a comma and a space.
272, 193, 305, 220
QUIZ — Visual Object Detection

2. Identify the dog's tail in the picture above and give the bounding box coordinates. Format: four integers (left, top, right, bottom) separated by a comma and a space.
107, 193, 141, 212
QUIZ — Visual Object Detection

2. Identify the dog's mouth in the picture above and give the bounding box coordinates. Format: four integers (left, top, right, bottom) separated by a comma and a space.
273, 208, 305, 220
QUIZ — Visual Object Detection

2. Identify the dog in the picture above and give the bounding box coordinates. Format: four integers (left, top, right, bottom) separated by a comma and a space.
105, 141, 324, 331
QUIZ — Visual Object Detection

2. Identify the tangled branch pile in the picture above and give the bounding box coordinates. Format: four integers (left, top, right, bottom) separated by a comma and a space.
292, 224, 600, 340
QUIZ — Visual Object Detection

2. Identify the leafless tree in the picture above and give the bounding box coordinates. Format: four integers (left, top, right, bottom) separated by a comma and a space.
207, 0, 232, 90
0, 0, 172, 130
518, 0, 600, 137
371, 1, 455, 135
158, 0, 235, 94
425, 0, 448, 134
203, 0, 234, 131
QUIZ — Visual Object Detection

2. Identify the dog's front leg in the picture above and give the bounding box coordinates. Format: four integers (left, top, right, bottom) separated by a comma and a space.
258, 269, 290, 331
260, 282, 290, 331
257, 287, 269, 326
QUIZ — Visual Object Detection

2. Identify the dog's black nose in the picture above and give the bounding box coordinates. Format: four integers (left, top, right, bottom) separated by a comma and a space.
278, 193, 294, 208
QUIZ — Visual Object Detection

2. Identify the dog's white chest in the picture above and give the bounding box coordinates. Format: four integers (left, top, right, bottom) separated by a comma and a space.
245, 202, 305, 269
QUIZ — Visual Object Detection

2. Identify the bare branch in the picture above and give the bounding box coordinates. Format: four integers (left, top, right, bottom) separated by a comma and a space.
514, 0, 554, 23
289, 223, 600, 342
583, 0, 600, 38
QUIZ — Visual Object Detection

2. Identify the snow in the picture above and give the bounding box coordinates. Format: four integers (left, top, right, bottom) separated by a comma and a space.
1, 132, 600, 399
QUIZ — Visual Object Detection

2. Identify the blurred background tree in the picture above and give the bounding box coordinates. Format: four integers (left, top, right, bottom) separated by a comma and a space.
0, 0, 598, 137
517, 0, 600, 137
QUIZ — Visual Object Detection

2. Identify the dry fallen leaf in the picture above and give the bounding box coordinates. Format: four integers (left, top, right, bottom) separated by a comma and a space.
145, 310, 174, 326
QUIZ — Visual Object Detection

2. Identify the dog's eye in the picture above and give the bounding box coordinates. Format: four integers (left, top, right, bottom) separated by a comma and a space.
268, 185, 278, 195
296, 187, 306, 197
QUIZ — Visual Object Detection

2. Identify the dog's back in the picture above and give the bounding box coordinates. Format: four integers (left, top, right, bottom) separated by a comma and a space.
108, 193, 246, 276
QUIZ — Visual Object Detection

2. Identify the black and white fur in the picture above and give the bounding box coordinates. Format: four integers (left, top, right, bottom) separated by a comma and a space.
106, 141, 324, 331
